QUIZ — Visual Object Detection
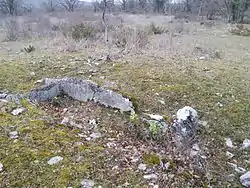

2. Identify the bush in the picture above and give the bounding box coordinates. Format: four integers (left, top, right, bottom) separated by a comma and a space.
229, 24, 250, 36
147, 22, 166, 35
112, 26, 149, 50
71, 23, 98, 41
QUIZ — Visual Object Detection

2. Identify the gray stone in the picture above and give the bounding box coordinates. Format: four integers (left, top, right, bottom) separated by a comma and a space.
9, 131, 18, 139
48, 156, 63, 165
93, 87, 134, 113
29, 84, 61, 102
81, 179, 95, 188
240, 171, 250, 187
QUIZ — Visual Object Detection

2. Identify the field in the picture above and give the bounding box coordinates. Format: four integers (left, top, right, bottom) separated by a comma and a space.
0, 12, 250, 187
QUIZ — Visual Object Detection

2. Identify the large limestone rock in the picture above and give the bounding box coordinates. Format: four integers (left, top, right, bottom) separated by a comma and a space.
3, 77, 135, 113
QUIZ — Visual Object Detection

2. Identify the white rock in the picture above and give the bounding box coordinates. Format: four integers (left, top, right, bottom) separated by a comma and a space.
158, 100, 165, 105
30, 72, 36, 76
153, 185, 159, 188
81, 179, 95, 188
198, 120, 209, 128
35, 79, 43, 84
61, 117, 70, 125
90, 132, 102, 139
85, 137, 91, 141
9, 131, 18, 139
199, 56, 206, 60
242, 139, 250, 149
190, 144, 200, 157
48, 156, 63, 165
11, 107, 26, 116
145, 114, 163, 121
225, 138, 234, 148
226, 151, 234, 159
89, 119, 97, 125
176, 106, 197, 122
0, 163, 3, 172
138, 163, 147, 171
143, 174, 158, 180
228, 162, 246, 173
240, 171, 250, 187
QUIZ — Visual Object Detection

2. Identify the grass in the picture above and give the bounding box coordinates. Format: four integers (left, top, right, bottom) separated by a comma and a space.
0, 20, 250, 187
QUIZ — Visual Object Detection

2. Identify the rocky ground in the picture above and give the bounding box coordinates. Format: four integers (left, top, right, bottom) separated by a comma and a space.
0, 14, 250, 188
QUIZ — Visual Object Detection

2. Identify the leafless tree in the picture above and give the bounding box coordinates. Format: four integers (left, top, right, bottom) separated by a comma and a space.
58, 0, 79, 12
42, 0, 57, 12
102, 0, 111, 61
0, 0, 21, 15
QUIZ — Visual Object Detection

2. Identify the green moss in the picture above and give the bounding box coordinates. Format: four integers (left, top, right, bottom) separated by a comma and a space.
142, 153, 161, 166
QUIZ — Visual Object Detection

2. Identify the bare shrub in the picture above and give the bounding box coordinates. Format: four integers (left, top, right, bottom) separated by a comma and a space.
24, 45, 35, 53
147, 22, 167, 35
3, 19, 19, 41
112, 25, 149, 50
229, 24, 250, 36
71, 23, 99, 41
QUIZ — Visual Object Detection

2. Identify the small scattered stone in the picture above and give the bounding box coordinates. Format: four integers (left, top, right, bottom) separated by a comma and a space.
226, 151, 234, 159
145, 114, 163, 121
90, 132, 102, 139
106, 142, 116, 148
35, 79, 43, 84
158, 100, 165, 105
89, 119, 97, 125
0, 163, 3, 172
81, 179, 95, 188
143, 174, 158, 180
48, 156, 63, 165
9, 131, 18, 139
228, 162, 246, 173
225, 138, 234, 148
61, 117, 70, 125
242, 139, 250, 149
11, 107, 26, 116
30, 72, 36, 76
85, 137, 91, 141
138, 163, 147, 171
198, 120, 209, 128
240, 171, 250, 187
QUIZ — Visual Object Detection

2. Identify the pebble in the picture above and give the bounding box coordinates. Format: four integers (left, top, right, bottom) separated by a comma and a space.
226, 151, 234, 159
9, 131, 18, 139
47, 156, 63, 165
11, 107, 26, 116
143, 174, 158, 180
61, 117, 70, 125
190, 144, 200, 157
240, 171, 250, 187
0, 163, 3, 172
225, 138, 234, 148
81, 179, 95, 188
242, 139, 250, 149
89, 119, 97, 125
30, 72, 36, 76
138, 163, 147, 171
90, 132, 102, 139
228, 162, 246, 173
